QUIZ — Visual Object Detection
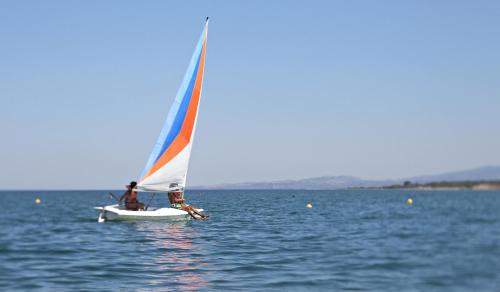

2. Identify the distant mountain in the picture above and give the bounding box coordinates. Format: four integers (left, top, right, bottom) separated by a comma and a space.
196, 176, 397, 190
408, 166, 500, 183
192, 166, 500, 190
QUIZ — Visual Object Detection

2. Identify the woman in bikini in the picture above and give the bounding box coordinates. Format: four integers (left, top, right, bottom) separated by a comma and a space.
119, 181, 145, 211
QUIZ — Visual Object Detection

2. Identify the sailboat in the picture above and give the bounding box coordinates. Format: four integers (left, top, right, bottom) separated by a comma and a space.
95, 18, 209, 222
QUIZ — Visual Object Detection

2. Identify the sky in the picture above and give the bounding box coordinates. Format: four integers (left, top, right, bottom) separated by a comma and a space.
1, 0, 500, 189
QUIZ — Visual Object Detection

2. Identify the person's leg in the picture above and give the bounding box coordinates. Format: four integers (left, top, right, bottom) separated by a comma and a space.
186, 205, 208, 218
184, 207, 199, 219
181, 205, 201, 219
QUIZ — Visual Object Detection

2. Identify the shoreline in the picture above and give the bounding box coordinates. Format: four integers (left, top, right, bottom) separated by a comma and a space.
380, 180, 500, 191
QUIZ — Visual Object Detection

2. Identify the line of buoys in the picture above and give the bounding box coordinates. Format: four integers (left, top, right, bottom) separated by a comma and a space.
304, 198, 412, 209
35, 197, 41, 204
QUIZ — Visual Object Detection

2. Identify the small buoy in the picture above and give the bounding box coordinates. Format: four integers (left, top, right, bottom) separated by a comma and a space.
406, 197, 413, 205
35, 197, 41, 204
306, 203, 313, 208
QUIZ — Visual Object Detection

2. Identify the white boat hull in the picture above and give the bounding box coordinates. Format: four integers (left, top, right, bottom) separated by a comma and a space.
94, 204, 203, 222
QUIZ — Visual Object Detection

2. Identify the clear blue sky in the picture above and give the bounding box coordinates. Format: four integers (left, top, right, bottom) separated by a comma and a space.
1, 0, 499, 189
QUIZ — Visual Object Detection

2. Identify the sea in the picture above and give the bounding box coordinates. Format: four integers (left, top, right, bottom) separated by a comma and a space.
0, 189, 499, 291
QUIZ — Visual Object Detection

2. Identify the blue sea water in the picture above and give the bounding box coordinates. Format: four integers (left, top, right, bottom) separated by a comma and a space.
0, 190, 499, 291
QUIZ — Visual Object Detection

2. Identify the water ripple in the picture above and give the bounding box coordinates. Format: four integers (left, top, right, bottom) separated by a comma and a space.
0, 190, 499, 291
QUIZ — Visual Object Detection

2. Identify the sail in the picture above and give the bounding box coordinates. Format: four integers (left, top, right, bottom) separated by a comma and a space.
137, 19, 208, 192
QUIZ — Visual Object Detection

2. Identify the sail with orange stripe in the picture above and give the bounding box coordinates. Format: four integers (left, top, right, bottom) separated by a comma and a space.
137, 19, 208, 192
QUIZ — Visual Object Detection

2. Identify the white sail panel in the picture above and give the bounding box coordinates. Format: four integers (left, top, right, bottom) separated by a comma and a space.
138, 142, 193, 192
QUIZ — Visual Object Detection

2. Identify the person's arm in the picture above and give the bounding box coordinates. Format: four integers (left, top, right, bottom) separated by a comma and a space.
119, 191, 128, 203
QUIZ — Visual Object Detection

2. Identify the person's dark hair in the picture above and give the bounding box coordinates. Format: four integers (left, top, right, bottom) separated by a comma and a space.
129, 181, 137, 188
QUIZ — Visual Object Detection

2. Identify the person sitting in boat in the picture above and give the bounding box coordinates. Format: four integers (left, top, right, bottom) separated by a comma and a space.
119, 181, 145, 211
168, 190, 208, 219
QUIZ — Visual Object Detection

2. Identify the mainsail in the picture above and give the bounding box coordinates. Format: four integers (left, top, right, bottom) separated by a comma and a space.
137, 19, 208, 192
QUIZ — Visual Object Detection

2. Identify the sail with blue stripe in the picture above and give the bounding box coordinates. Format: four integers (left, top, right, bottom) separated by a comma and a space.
137, 19, 208, 192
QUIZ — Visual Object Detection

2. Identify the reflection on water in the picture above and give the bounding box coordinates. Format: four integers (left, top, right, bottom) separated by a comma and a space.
135, 221, 209, 291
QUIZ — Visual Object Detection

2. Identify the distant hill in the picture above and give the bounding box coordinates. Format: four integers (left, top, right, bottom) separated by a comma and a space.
196, 176, 397, 190
408, 166, 500, 183
384, 180, 500, 190
192, 166, 500, 190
